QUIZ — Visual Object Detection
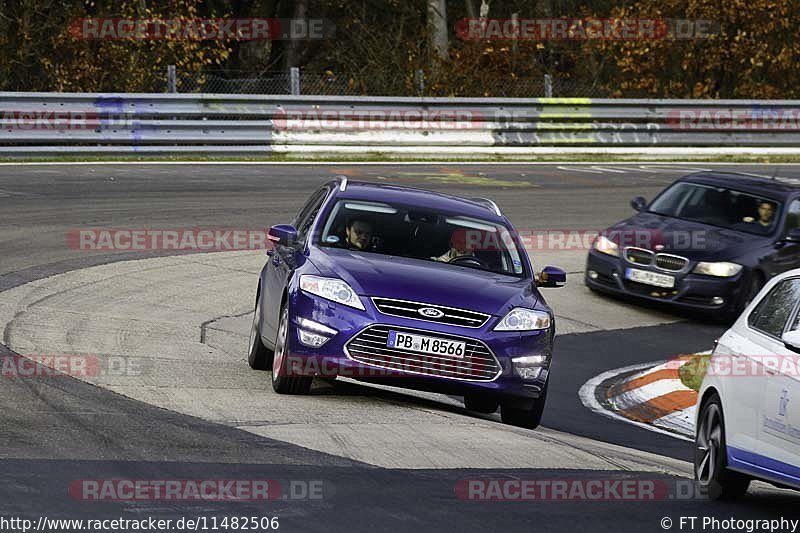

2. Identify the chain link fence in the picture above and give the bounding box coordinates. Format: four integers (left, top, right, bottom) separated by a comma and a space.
168, 67, 610, 98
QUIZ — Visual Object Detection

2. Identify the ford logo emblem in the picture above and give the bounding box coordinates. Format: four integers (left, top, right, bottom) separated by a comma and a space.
418, 307, 444, 318
654, 244, 665, 251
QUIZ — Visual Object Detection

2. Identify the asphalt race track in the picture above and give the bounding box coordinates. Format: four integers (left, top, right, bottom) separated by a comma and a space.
1, 163, 799, 532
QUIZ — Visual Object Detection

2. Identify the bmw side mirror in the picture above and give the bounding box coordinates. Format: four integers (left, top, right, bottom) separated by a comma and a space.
784, 228, 800, 243
268, 224, 299, 248
630, 196, 647, 212
782, 331, 800, 354
537, 266, 566, 288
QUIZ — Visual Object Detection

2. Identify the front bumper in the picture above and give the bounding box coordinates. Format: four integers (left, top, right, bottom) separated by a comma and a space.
584, 249, 746, 313
282, 289, 552, 403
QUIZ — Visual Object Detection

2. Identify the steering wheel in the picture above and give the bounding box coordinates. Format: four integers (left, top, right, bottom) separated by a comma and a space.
448, 255, 490, 269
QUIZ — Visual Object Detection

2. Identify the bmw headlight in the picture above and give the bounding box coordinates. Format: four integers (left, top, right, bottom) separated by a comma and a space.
593, 235, 619, 257
692, 262, 743, 278
299, 275, 365, 310
494, 307, 551, 331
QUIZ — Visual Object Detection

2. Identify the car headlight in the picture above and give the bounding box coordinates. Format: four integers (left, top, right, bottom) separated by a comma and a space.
494, 307, 551, 331
299, 275, 365, 310
692, 262, 743, 278
593, 235, 619, 257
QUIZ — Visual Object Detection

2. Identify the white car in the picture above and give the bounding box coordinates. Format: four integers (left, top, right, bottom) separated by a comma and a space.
695, 268, 800, 499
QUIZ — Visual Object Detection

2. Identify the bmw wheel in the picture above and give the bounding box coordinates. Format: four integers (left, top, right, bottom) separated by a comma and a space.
694, 394, 750, 500
247, 290, 273, 370
271, 304, 312, 395
500, 383, 548, 429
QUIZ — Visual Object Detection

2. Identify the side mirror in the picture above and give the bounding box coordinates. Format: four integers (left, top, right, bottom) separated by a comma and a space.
630, 196, 647, 212
782, 330, 800, 354
268, 224, 299, 248
784, 228, 800, 243
537, 266, 566, 288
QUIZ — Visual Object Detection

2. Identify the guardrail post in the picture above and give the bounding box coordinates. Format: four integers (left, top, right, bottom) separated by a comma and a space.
544, 74, 553, 98
167, 65, 177, 93
290, 67, 300, 95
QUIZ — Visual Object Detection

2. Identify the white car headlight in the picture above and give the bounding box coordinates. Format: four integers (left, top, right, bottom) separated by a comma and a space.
593, 235, 619, 257
692, 262, 743, 278
494, 307, 551, 331
299, 275, 365, 310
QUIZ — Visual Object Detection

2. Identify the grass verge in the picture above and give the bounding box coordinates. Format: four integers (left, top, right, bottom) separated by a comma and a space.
679, 353, 711, 391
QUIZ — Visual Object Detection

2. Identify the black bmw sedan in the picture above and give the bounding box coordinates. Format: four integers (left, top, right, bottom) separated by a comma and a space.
585, 172, 800, 319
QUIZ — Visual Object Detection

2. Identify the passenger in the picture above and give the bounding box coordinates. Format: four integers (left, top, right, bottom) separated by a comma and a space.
433, 229, 479, 262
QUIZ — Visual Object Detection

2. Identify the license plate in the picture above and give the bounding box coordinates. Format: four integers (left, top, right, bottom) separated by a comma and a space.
387, 331, 466, 359
625, 267, 675, 288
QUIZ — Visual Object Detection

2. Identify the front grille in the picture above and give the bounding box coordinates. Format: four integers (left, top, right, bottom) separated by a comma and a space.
624, 247, 689, 272
654, 254, 688, 272
345, 325, 501, 382
371, 297, 490, 328
624, 247, 654, 265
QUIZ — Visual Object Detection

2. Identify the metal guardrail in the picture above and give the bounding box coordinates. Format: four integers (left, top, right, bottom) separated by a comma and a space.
2, 92, 800, 155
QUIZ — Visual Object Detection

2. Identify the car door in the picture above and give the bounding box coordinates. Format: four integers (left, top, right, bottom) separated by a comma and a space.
763, 198, 800, 278
263, 186, 330, 342
715, 292, 776, 455
758, 286, 800, 480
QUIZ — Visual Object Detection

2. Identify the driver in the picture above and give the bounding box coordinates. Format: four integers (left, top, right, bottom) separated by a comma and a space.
345, 216, 378, 251
433, 229, 477, 262
755, 200, 776, 228
741, 200, 776, 232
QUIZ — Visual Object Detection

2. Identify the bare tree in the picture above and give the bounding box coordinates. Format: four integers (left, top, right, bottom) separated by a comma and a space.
427, 0, 448, 62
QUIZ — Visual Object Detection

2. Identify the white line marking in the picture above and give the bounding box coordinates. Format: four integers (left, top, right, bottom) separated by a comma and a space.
555, 166, 604, 174
3, 161, 800, 166
587, 166, 628, 173
578, 360, 693, 442
637, 165, 713, 172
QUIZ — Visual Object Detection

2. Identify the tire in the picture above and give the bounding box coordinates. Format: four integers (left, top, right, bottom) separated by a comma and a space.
247, 290, 273, 370
500, 383, 548, 430
738, 272, 764, 315
464, 394, 499, 414
271, 304, 312, 395
694, 394, 751, 500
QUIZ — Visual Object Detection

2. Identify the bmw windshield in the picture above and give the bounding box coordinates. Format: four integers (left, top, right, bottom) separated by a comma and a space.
647, 182, 782, 235
317, 199, 527, 277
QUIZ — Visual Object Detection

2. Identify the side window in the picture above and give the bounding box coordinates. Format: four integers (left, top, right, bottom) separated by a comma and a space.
783, 198, 800, 234
748, 278, 800, 338
294, 188, 329, 241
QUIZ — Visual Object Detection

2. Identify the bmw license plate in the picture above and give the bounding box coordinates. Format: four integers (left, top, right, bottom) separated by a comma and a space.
625, 267, 675, 288
387, 331, 466, 359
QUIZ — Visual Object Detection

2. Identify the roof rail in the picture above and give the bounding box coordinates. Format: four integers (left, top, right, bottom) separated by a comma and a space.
468, 197, 502, 217
336, 175, 348, 192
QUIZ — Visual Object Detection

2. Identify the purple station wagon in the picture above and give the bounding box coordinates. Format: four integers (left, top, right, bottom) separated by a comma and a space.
247, 177, 565, 429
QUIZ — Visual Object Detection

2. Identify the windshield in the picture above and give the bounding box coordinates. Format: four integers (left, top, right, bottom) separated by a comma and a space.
317, 199, 526, 277
648, 182, 782, 235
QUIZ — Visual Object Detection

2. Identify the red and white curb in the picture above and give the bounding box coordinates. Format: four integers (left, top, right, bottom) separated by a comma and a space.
579, 354, 707, 441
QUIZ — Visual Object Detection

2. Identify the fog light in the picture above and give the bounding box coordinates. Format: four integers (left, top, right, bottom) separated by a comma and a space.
512, 354, 548, 381
516, 366, 541, 380
297, 329, 329, 348
296, 317, 337, 348
588, 270, 599, 280
711, 296, 725, 305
